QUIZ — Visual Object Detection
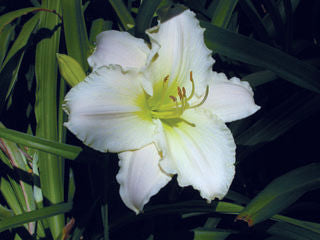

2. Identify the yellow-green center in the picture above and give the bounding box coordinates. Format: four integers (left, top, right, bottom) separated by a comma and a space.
142, 72, 208, 126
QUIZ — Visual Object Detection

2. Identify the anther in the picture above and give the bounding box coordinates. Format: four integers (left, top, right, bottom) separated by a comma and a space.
169, 96, 177, 102
182, 87, 186, 97
164, 75, 169, 82
177, 87, 183, 100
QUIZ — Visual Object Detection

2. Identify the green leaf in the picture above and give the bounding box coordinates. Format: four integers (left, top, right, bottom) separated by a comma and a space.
239, 0, 270, 41
1, 14, 39, 69
135, 0, 162, 37
241, 70, 277, 87
237, 163, 320, 226
201, 21, 320, 93
0, 202, 73, 232
0, 177, 24, 216
225, 190, 250, 205
0, 7, 41, 33
61, 0, 90, 71
35, 0, 64, 237
193, 229, 232, 240
203, 217, 221, 229
0, 127, 82, 160
0, 48, 24, 111
0, 204, 14, 220
0, 134, 35, 212
210, 0, 238, 28
268, 221, 320, 240
110, 199, 320, 234
56, 54, 86, 87
272, 215, 320, 235
0, 137, 32, 217
89, 18, 113, 44
0, 24, 15, 68
236, 90, 320, 146
101, 204, 110, 240
0, 14, 40, 104
263, 0, 300, 37
109, 0, 135, 30
262, 0, 285, 41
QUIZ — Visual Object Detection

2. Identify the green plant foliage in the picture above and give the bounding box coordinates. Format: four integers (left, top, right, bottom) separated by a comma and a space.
109, 0, 135, 30
0, 127, 82, 159
237, 163, 320, 226
210, 0, 238, 28
34, 1, 64, 238
0, 1, 319, 239
61, 0, 90, 71
268, 221, 320, 240
135, 0, 162, 37
0, 202, 72, 232
201, 21, 320, 93
56, 54, 86, 87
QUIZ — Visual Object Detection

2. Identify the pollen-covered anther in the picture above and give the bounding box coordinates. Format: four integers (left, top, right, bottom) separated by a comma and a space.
177, 87, 183, 100
182, 87, 186, 97
169, 96, 177, 102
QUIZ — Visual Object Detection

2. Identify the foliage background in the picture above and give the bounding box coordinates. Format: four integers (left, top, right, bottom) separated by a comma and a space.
0, 0, 320, 239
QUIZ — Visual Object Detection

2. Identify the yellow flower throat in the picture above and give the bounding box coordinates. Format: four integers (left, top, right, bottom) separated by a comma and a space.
146, 71, 209, 126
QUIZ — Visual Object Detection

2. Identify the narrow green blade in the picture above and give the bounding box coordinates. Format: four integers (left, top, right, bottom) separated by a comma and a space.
135, 0, 162, 37
237, 163, 320, 227
0, 24, 15, 68
0, 7, 41, 33
0, 202, 72, 232
109, 0, 135, 30
239, 0, 270, 41
236, 91, 320, 146
201, 21, 320, 93
193, 229, 232, 240
0, 14, 40, 105
210, 0, 238, 28
0, 127, 81, 160
268, 221, 320, 240
35, 0, 64, 238
61, 0, 90, 71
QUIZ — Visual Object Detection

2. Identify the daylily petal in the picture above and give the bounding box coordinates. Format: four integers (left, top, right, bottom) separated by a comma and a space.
145, 8, 214, 97
160, 109, 236, 201
88, 30, 150, 70
117, 144, 171, 214
203, 72, 260, 122
64, 65, 155, 152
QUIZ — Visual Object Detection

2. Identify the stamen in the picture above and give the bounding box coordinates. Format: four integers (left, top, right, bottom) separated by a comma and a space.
187, 71, 195, 100
149, 71, 208, 123
182, 87, 186, 97
180, 118, 196, 127
159, 75, 170, 107
169, 96, 177, 102
189, 86, 209, 109
177, 87, 183, 100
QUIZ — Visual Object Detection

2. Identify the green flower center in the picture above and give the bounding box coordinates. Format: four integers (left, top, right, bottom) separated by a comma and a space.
146, 72, 209, 126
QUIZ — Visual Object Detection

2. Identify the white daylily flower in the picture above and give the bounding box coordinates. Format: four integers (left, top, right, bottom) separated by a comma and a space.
64, 7, 260, 214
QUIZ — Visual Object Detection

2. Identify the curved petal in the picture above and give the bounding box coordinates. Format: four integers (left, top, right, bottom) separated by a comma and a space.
64, 65, 155, 152
116, 144, 171, 214
203, 72, 260, 123
160, 109, 236, 201
88, 30, 150, 70
145, 8, 214, 97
